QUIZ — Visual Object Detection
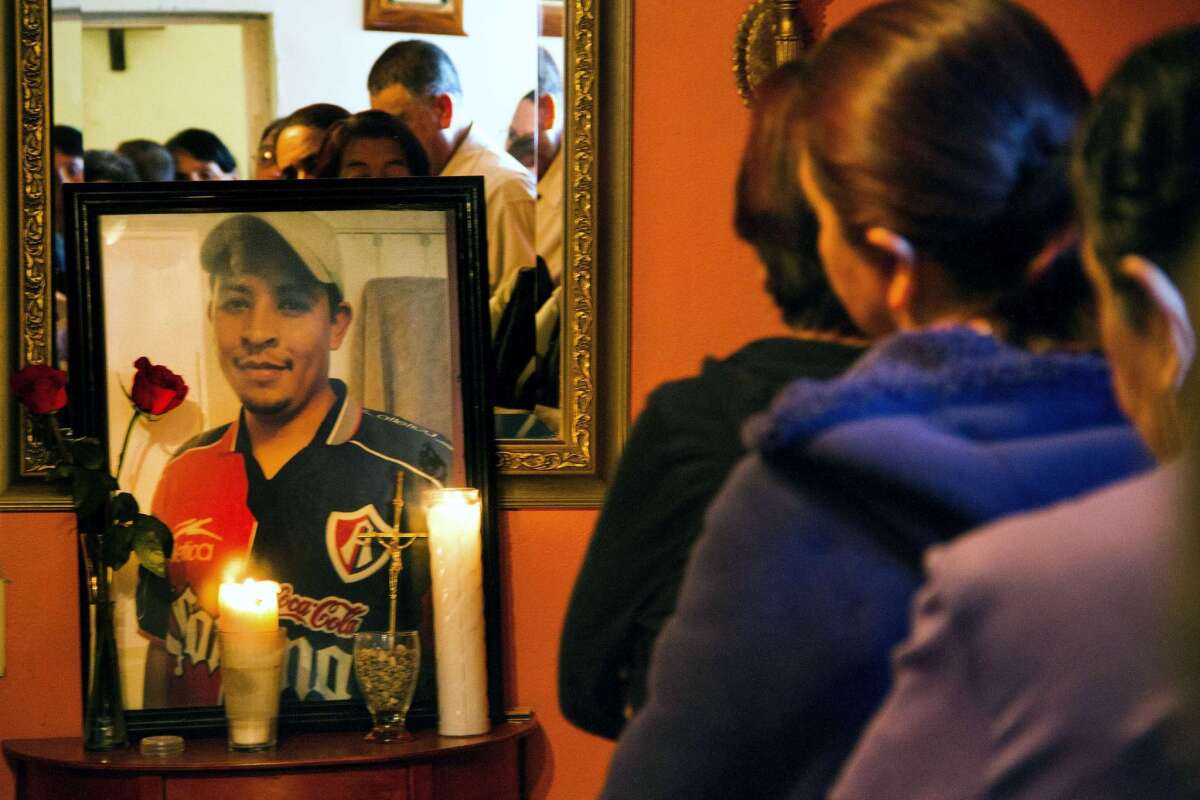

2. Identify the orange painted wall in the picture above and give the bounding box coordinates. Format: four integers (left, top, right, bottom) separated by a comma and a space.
3, 3, 1200, 800
827, 0, 1200, 88
0, 514, 83, 800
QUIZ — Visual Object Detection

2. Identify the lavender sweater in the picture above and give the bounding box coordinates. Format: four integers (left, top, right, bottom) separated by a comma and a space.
832, 465, 1187, 799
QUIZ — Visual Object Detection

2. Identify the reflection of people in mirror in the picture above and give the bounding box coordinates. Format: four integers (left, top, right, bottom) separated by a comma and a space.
533, 46, 564, 284
116, 139, 176, 183
315, 110, 431, 179
489, 47, 565, 436
83, 149, 138, 183
505, 92, 537, 172
274, 104, 350, 181
496, 45, 565, 285
251, 118, 288, 181
52, 124, 85, 189
166, 128, 238, 181
52, 126, 84, 371
138, 212, 450, 709
368, 40, 536, 293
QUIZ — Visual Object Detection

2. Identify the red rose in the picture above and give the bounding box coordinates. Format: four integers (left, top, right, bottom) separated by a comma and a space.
130, 357, 188, 416
11, 364, 68, 415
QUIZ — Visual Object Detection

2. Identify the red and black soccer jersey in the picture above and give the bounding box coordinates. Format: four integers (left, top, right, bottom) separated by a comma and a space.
138, 380, 449, 708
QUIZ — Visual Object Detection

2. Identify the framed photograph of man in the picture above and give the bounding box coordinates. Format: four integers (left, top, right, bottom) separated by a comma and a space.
62, 178, 500, 736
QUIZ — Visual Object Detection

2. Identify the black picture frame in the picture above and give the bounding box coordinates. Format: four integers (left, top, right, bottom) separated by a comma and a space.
62, 178, 502, 739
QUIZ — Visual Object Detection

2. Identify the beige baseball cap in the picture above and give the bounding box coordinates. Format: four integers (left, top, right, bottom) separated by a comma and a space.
199, 212, 343, 293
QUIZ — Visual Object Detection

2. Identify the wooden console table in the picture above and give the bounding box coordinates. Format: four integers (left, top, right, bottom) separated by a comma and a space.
3, 719, 536, 800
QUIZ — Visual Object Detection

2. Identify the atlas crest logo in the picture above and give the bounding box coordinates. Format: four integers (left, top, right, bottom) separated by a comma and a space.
325, 505, 391, 583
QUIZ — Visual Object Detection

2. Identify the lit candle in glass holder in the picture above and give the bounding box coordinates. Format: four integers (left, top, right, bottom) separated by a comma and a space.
424, 488, 489, 736
218, 577, 284, 750
218, 578, 279, 632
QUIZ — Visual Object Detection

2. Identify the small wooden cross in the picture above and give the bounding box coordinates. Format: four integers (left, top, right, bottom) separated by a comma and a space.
356, 469, 427, 634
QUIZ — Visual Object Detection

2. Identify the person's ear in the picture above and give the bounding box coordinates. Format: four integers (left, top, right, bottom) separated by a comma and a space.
865, 227, 918, 326
432, 93, 454, 130
1120, 254, 1196, 390
329, 301, 353, 351
538, 92, 557, 132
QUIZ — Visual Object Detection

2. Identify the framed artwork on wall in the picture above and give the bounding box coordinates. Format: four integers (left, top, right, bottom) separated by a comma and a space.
540, 1, 564, 36
61, 178, 501, 737
364, 0, 467, 36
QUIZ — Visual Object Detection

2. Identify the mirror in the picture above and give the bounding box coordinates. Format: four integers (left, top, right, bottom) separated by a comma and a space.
14, 0, 630, 506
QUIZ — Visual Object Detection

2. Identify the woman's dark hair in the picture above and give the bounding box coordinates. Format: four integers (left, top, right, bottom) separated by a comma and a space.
165, 128, 236, 174
1102, 27, 1200, 784
1074, 24, 1200, 332
801, 0, 1089, 304
314, 110, 431, 178
259, 116, 288, 148
256, 117, 288, 163
53, 125, 84, 157
116, 139, 174, 182
734, 60, 858, 336
84, 149, 138, 183
281, 103, 350, 134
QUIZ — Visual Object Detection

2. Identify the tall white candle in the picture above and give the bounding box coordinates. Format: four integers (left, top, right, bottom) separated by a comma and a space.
425, 488, 489, 736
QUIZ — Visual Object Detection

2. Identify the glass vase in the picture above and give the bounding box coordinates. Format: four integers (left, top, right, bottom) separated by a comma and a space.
84, 597, 128, 750
354, 630, 421, 742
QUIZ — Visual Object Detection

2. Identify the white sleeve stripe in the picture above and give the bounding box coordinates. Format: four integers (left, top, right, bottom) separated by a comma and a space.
363, 409, 452, 452
347, 440, 446, 489
326, 393, 358, 446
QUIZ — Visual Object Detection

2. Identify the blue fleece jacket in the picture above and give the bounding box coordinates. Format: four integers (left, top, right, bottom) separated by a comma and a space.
599, 328, 1154, 800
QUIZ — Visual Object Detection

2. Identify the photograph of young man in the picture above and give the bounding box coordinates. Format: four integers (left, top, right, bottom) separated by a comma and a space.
138, 213, 450, 709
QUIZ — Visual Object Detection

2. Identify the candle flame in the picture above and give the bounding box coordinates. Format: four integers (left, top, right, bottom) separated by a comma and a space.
223, 560, 246, 585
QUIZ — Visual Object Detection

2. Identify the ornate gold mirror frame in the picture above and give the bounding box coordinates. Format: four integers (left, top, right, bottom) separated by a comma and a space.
9, 0, 631, 509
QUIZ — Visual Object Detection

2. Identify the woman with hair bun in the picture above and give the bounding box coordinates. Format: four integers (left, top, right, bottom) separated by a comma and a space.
314, 110, 431, 179
598, 2, 1153, 798
167, 128, 237, 181
833, 24, 1200, 799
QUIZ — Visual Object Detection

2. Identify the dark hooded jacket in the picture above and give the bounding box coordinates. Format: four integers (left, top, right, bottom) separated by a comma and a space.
599, 327, 1154, 800
560, 337, 864, 739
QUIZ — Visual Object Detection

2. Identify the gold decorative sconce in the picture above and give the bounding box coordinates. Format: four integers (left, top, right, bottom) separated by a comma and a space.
733, 0, 828, 105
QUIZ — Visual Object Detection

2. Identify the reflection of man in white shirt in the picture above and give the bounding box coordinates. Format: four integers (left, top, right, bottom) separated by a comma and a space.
491, 46, 567, 318
368, 40, 536, 293
533, 46, 565, 285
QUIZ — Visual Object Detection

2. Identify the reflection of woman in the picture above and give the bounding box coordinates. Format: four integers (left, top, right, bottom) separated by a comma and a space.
598, 2, 1154, 799
274, 103, 349, 180
253, 117, 287, 180
315, 110, 431, 179
166, 128, 237, 181
559, 61, 867, 741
